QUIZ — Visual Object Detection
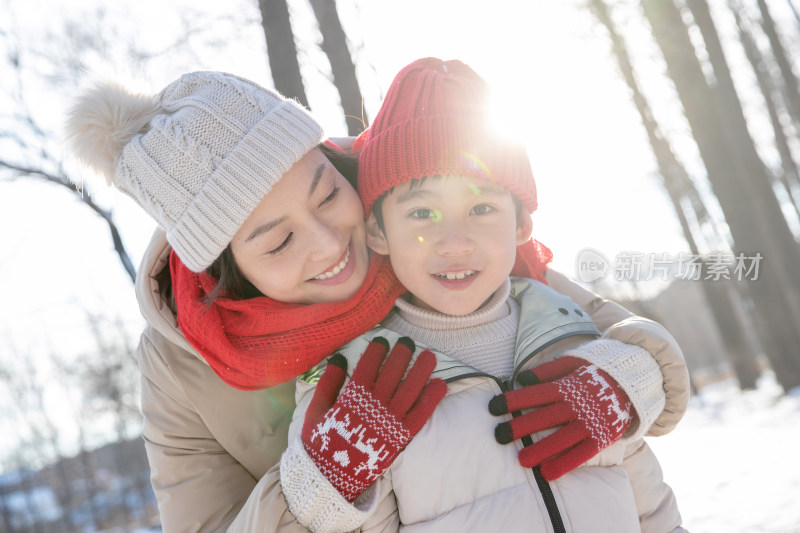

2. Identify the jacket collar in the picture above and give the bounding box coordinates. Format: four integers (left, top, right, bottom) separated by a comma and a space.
328, 278, 600, 385
135, 228, 202, 358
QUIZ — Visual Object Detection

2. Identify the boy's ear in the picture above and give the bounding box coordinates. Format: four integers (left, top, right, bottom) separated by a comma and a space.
516, 212, 533, 245
366, 213, 390, 255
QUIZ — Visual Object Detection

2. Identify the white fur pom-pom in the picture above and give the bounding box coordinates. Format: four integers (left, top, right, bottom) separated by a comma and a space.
65, 79, 159, 185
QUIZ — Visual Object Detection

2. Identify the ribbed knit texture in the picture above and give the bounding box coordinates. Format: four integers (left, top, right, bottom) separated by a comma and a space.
280, 437, 380, 533
116, 71, 325, 272
304, 382, 411, 502
565, 338, 666, 441
383, 279, 519, 379
554, 363, 632, 447
356, 57, 537, 216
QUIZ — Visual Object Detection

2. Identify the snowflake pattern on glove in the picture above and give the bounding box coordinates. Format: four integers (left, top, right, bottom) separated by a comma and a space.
301, 338, 447, 502
490, 355, 635, 481
306, 384, 411, 500
556, 364, 632, 449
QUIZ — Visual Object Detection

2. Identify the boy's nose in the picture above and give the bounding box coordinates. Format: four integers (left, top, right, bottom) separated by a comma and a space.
434, 222, 474, 256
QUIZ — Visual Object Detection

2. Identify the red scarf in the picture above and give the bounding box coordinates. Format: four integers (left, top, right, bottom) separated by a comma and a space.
171, 251, 407, 390
170, 238, 551, 391
512, 238, 553, 283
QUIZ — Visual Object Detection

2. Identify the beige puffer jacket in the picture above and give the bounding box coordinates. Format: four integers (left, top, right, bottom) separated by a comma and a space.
135, 229, 689, 532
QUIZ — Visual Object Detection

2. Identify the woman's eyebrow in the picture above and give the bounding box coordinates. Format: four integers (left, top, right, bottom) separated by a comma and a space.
308, 163, 327, 197
244, 163, 328, 244
245, 215, 288, 243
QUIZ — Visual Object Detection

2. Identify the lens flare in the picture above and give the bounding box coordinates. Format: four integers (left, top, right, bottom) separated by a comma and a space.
459, 150, 491, 180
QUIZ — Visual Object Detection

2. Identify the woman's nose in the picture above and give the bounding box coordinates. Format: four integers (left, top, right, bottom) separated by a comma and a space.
306, 216, 341, 261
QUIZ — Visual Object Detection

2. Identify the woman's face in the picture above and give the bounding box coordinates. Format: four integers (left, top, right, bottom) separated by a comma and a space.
229, 148, 369, 304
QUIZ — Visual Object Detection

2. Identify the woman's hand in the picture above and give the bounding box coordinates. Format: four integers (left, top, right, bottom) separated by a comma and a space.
489, 356, 634, 480
302, 337, 447, 502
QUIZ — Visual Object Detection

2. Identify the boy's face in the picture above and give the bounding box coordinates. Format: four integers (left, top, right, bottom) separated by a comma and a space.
366, 176, 532, 316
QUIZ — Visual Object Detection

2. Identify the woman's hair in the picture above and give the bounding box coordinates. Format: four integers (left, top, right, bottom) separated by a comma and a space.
203, 143, 358, 303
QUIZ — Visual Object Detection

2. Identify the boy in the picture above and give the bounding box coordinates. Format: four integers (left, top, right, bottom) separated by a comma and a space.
279, 58, 685, 533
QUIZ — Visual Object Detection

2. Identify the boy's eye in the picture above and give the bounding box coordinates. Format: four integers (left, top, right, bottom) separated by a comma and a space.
470, 204, 494, 215
410, 208, 441, 221
268, 233, 293, 255
319, 186, 340, 208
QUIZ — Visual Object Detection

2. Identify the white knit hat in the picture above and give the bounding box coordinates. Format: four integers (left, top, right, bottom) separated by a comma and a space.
66, 71, 325, 272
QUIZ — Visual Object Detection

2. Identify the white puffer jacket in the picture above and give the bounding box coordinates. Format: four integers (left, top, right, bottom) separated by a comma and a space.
280, 280, 688, 533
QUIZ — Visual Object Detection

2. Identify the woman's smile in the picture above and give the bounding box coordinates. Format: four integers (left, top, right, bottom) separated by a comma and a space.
311, 243, 356, 285
230, 148, 370, 304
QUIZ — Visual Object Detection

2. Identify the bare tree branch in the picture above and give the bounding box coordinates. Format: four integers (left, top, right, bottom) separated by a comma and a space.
0, 161, 136, 283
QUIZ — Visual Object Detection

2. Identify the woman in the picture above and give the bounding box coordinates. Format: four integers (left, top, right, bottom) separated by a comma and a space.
66, 70, 689, 532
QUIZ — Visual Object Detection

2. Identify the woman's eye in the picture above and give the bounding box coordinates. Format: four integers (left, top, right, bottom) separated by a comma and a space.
470, 204, 494, 216
268, 233, 293, 255
319, 186, 340, 208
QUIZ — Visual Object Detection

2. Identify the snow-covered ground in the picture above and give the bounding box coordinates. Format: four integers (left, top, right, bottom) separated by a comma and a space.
647, 372, 800, 532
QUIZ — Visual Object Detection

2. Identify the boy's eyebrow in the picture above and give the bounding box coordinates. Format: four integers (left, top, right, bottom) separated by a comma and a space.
395, 181, 509, 203
395, 187, 434, 204
471, 184, 510, 197
245, 163, 327, 244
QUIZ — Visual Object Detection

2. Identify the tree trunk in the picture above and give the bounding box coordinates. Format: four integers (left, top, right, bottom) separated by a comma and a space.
308, 0, 367, 135
732, 0, 800, 216
257, 0, 309, 107
787, 0, 800, 28
589, 0, 761, 389
758, 0, 800, 131
643, 0, 800, 392
687, 0, 800, 312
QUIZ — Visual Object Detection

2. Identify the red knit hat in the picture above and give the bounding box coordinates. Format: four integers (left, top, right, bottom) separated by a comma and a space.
356, 57, 537, 216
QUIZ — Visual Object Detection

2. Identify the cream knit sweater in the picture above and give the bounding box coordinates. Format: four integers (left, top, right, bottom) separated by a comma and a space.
383, 279, 519, 379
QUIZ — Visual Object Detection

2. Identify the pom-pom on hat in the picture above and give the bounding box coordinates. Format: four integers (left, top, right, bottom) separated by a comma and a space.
66, 71, 325, 272
356, 57, 537, 216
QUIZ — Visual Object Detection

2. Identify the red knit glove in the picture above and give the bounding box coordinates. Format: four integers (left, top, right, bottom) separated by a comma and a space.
489, 356, 634, 481
303, 337, 447, 502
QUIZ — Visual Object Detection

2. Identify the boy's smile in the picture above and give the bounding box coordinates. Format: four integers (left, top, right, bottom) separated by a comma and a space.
367, 175, 532, 316
432, 268, 480, 292
434, 269, 477, 281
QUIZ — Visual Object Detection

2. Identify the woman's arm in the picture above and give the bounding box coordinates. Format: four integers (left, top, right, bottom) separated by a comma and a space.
283, 370, 401, 533
544, 268, 690, 435
278, 338, 442, 533
138, 328, 307, 533
544, 269, 688, 531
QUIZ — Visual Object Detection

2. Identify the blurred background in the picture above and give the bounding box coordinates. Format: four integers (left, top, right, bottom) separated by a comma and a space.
1, 0, 800, 531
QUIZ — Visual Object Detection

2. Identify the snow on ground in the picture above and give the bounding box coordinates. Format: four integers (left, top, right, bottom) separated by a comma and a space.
647, 372, 800, 533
